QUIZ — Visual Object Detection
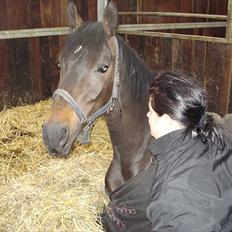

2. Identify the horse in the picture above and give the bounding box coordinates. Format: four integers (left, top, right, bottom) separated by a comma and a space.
42, 0, 232, 231
42, 0, 155, 195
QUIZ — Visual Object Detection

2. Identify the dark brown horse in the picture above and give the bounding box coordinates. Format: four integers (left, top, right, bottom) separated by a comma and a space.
42, 0, 155, 194
42, 1, 232, 231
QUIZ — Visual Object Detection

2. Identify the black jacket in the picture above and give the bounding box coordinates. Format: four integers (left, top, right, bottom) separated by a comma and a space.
147, 129, 232, 232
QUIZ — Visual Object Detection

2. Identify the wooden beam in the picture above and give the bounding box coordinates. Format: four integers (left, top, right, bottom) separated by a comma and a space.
0, 27, 71, 39
119, 12, 227, 21
118, 22, 226, 31
117, 30, 232, 44
0, 23, 230, 43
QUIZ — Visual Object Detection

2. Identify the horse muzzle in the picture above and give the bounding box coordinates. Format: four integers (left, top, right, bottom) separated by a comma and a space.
42, 121, 72, 156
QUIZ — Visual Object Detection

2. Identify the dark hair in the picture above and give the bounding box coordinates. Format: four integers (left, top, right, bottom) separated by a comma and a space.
149, 72, 225, 149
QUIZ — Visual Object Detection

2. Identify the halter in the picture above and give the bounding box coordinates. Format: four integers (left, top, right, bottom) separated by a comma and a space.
52, 36, 120, 144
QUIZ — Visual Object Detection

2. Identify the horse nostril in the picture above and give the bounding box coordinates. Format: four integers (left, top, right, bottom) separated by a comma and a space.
59, 126, 70, 147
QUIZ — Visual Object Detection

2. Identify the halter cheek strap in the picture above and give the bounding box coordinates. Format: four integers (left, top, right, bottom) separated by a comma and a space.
52, 36, 120, 144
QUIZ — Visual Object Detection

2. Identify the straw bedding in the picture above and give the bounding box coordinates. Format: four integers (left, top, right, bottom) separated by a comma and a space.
0, 100, 112, 232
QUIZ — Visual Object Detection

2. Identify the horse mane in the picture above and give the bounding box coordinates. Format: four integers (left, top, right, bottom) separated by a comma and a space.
60, 22, 107, 62
116, 36, 155, 106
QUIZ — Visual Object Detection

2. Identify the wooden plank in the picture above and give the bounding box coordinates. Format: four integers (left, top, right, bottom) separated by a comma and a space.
179, 0, 194, 74
192, 0, 208, 36
49, 0, 61, 93
204, 0, 218, 37
81, 0, 89, 21
161, 38, 172, 71
7, 0, 32, 106
0, 0, 8, 30
29, 0, 42, 99
31, 0, 42, 28
204, 43, 223, 113
151, 0, 178, 71
40, 0, 62, 97
118, 22, 226, 31
0, 41, 9, 91
118, 1, 140, 63
0, 27, 70, 39
216, 0, 228, 38
7, 0, 30, 29
143, 1, 159, 71
7, 38, 32, 105
89, 0, 97, 21
217, 45, 232, 115
40, 0, 52, 28
119, 12, 227, 20
115, 0, 128, 24
180, 40, 193, 74
190, 41, 208, 85
29, 38, 42, 99
136, 0, 154, 71
156, 0, 182, 24
226, 0, 232, 39
0, 0, 9, 109
59, 0, 69, 49
138, 0, 155, 24
144, 36, 153, 67
49, 36, 60, 94
40, 36, 51, 97
171, 39, 183, 72
117, 30, 232, 44
60, 0, 69, 27
40, 0, 53, 97
218, 45, 232, 115
218, 0, 232, 115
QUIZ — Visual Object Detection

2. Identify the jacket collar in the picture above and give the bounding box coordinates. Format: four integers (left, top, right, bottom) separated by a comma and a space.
149, 129, 187, 160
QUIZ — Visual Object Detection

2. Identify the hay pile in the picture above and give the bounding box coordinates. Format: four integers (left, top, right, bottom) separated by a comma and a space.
0, 100, 112, 232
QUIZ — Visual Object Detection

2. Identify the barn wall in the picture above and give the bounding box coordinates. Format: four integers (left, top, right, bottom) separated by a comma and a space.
115, 0, 232, 115
0, 0, 96, 110
0, 0, 231, 115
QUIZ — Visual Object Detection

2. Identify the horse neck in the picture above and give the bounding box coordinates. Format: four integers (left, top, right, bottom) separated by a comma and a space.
105, 37, 154, 177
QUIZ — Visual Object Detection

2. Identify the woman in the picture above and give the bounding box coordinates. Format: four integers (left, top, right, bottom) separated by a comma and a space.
146, 72, 232, 232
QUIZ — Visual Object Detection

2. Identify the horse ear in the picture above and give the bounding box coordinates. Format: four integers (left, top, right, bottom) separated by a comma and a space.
68, 0, 83, 30
103, 0, 118, 37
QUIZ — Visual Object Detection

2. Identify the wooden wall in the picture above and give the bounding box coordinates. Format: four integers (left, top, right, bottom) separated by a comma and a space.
0, 0, 96, 109
114, 0, 232, 115
0, 0, 231, 115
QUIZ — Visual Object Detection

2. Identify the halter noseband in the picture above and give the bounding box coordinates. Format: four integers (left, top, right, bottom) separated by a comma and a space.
52, 36, 120, 144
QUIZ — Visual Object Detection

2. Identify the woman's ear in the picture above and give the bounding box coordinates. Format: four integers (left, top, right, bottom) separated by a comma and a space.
68, 0, 83, 30
103, 0, 118, 37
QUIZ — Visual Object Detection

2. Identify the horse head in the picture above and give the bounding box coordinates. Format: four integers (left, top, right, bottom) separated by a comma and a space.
43, 0, 119, 156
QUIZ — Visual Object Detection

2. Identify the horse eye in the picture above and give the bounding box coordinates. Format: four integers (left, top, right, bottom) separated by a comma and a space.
98, 65, 109, 73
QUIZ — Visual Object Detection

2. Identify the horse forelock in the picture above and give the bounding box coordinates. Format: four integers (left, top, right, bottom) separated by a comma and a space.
60, 22, 107, 62
117, 36, 154, 106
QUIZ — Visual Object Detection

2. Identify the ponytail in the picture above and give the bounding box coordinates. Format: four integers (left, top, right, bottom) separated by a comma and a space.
195, 114, 225, 150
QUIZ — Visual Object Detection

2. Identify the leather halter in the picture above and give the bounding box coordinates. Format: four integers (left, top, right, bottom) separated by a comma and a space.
52, 36, 120, 144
